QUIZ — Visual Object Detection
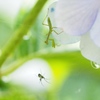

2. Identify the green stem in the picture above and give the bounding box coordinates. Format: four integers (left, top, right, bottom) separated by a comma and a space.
0, 51, 83, 77
0, 0, 47, 67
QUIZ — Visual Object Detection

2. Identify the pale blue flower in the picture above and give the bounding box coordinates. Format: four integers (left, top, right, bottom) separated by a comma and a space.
48, 1, 100, 64
48, 2, 80, 45
55, 0, 100, 47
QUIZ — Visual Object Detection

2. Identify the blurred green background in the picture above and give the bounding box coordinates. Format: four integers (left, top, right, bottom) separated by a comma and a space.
0, 0, 100, 100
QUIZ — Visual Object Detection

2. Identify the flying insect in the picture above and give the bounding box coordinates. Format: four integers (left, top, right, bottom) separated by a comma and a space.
38, 73, 49, 85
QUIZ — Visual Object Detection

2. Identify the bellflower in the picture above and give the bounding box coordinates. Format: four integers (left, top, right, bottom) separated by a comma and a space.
48, 2, 80, 45
48, 1, 100, 64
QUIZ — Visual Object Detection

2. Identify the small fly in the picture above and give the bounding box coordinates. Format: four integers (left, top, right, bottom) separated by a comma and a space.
38, 73, 49, 85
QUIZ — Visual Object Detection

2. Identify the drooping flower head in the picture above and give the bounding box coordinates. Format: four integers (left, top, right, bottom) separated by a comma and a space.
48, 0, 100, 65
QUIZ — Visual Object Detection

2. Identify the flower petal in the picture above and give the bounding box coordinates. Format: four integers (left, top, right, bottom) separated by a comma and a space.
48, 2, 80, 44
55, 0, 99, 35
48, 2, 57, 26
90, 10, 100, 47
80, 33, 100, 64
52, 30, 80, 44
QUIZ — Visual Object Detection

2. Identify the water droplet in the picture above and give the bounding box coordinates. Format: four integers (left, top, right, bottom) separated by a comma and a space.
23, 35, 30, 40
91, 61, 100, 69
75, 88, 81, 93
23, 32, 31, 40
50, 7, 55, 12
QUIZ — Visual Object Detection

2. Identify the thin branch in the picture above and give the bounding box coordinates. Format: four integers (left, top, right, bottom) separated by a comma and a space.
0, 51, 82, 77
0, 0, 47, 67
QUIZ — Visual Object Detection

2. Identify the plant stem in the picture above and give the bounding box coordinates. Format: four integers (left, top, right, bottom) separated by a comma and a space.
0, 51, 82, 77
0, 0, 47, 67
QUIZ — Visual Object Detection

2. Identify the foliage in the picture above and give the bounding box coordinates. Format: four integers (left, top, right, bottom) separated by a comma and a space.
0, 0, 100, 100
